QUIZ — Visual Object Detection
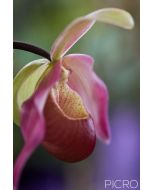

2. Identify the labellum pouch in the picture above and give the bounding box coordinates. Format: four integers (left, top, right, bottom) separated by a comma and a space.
43, 68, 96, 162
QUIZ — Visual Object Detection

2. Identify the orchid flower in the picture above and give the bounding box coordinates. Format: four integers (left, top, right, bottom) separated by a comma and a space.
13, 8, 134, 189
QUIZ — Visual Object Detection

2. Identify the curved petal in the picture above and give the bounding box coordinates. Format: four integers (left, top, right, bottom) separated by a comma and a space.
13, 59, 50, 125
13, 62, 61, 190
63, 54, 111, 143
51, 8, 134, 60
43, 73, 96, 162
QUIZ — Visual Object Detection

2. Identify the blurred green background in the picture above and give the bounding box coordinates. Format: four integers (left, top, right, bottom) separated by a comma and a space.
14, 0, 140, 190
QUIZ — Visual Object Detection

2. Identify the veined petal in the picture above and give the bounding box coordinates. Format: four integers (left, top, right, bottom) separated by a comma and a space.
13, 59, 50, 125
13, 62, 61, 189
63, 54, 111, 143
50, 8, 134, 60
43, 67, 96, 162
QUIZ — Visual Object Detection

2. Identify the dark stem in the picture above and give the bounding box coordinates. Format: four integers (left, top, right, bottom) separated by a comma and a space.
13, 41, 51, 61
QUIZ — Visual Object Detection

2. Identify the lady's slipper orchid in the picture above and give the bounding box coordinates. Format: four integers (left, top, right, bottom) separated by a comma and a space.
13, 8, 134, 189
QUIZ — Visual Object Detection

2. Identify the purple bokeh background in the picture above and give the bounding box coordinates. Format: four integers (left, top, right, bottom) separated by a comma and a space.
94, 105, 140, 190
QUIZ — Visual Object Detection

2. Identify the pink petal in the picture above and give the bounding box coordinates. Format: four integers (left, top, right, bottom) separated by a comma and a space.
63, 54, 111, 143
13, 62, 61, 189
50, 8, 134, 60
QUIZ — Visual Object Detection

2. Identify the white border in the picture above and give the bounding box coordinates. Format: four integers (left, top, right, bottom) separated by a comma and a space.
140, 0, 152, 189
0, 0, 13, 190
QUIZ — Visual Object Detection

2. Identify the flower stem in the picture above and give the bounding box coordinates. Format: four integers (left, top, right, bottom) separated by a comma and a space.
13, 41, 51, 61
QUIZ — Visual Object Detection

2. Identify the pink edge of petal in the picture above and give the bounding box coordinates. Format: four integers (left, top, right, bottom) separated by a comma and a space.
64, 53, 94, 67
13, 62, 61, 189
63, 54, 111, 144
93, 74, 111, 144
